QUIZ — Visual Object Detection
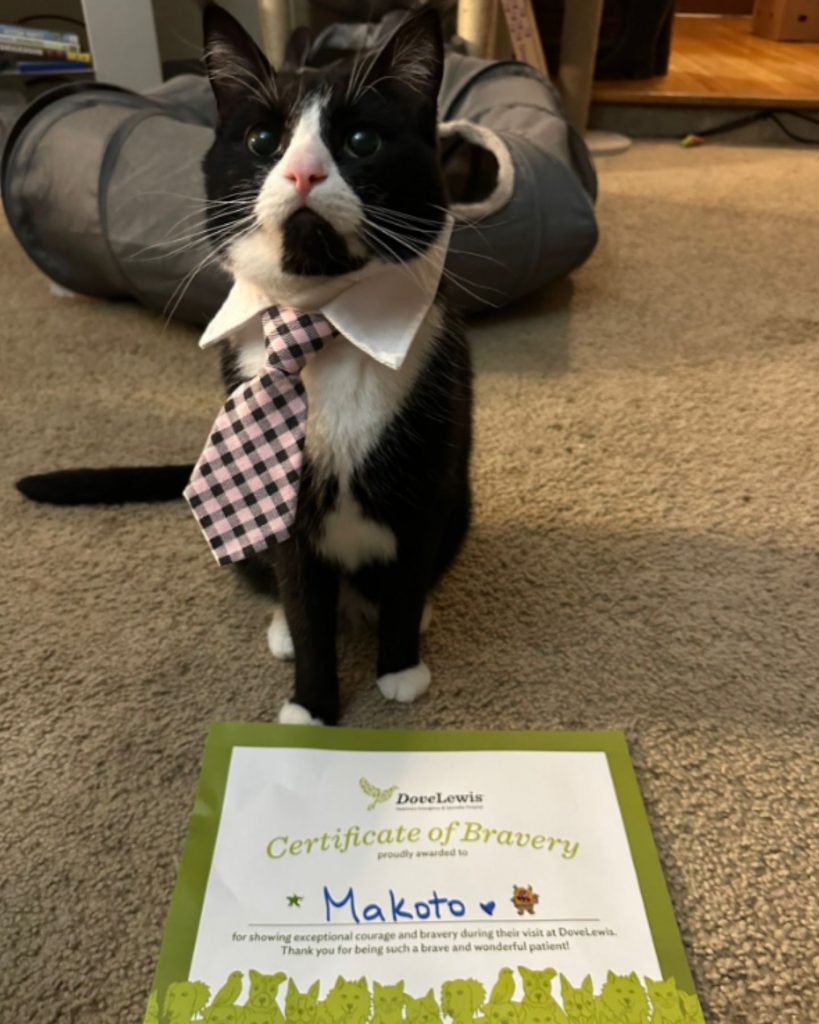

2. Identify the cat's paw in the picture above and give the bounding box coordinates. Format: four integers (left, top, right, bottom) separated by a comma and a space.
278, 702, 323, 725
377, 662, 431, 703
267, 606, 294, 661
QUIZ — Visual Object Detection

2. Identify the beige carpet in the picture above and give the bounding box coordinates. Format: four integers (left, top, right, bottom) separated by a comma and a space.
2, 142, 817, 1024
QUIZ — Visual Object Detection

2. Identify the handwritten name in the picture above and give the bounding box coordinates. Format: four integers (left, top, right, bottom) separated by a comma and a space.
324, 886, 466, 923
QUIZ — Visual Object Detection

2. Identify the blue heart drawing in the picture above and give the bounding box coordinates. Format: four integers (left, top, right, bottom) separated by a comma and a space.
480, 901, 496, 916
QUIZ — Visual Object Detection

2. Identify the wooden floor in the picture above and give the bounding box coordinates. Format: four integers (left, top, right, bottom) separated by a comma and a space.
593, 15, 819, 108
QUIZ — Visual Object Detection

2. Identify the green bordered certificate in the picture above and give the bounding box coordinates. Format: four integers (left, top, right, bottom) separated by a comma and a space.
145, 725, 705, 1024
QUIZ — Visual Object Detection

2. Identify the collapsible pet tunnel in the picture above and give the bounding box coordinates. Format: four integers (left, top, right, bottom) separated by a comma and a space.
1, 42, 598, 321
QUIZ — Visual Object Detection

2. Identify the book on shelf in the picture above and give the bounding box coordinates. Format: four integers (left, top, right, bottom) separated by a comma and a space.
0, 23, 81, 48
144, 724, 706, 1024
15, 60, 92, 75
0, 42, 91, 63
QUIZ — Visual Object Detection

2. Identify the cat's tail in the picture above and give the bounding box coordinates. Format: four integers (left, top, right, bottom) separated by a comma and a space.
15, 465, 194, 505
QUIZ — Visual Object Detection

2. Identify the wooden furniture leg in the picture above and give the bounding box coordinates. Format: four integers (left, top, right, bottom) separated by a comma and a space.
257, 0, 292, 66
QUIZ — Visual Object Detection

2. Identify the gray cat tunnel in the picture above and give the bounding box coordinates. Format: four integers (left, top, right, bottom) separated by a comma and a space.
1, 48, 598, 320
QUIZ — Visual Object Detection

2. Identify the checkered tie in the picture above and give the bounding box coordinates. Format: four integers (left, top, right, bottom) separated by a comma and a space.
184, 307, 338, 565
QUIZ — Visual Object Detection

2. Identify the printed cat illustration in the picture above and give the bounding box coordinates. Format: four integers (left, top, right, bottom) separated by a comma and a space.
285, 980, 321, 1024
597, 973, 648, 1024
243, 970, 288, 1024
517, 968, 566, 1024
441, 979, 486, 1023
405, 989, 443, 1024
559, 976, 596, 1024
372, 981, 405, 1024
645, 978, 684, 1024
679, 992, 704, 1024
164, 981, 211, 1024
319, 977, 370, 1024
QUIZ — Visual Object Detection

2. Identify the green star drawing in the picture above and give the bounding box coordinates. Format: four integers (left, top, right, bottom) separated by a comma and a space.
287, 893, 303, 907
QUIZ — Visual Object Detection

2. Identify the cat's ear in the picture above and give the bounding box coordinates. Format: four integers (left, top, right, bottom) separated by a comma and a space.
581, 976, 593, 995
366, 9, 443, 105
203, 3, 276, 115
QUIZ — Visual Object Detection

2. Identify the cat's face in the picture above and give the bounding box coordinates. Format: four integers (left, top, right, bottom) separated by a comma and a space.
646, 977, 680, 1010
560, 974, 595, 1018
405, 990, 441, 1024
202, 3, 446, 307
601, 972, 647, 1014
327, 977, 370, 1019
373, 980, 405, 1016
285, 980, 320, 1024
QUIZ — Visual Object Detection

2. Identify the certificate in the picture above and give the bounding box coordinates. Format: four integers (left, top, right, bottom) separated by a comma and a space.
146, 726, 704, 1024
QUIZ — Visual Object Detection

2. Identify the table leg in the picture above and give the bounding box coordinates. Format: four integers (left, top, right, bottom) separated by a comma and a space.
558, 0, 605, 135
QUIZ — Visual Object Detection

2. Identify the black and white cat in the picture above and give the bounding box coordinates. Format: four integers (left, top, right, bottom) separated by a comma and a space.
17, 3, 473, 726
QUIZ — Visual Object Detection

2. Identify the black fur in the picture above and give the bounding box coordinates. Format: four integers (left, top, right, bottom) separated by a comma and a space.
15, 465, 193, 504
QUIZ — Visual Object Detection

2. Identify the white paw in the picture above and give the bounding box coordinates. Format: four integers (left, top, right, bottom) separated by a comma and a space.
420, 600, 434, 635
377, 662, 431, 703
278, 701, 323, 725
47, 279, 78, 299
267, 606, 294, 661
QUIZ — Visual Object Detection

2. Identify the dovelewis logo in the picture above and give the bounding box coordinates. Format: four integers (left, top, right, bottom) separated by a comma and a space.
358, 778, 486, 811
358, 777, 397, 811
396, 789, 485, 808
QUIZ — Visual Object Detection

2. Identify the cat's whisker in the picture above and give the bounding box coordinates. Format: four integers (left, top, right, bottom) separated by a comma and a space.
133, 213, 258, 262
362, 206, 506, 269
356, 225, 429, 294
160, 217, 255, 328
361, 219, 503, 305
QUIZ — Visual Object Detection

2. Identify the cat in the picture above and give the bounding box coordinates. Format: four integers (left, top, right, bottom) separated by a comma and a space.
678, 992, 704, 1024
285, 980, 321, 1024
372, 980, 406, 1024
17, 2, 472, 727
318, 977, 370, 1024
405, 989, 443, 1024
596, 973, 648, 1024
559, 976, 596, 1024
644, 978, 683, 1024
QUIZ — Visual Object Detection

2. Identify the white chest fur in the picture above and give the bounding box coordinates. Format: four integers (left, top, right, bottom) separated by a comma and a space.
233, 305, 441, 570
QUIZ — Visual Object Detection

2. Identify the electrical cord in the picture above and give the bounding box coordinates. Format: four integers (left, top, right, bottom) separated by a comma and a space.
683, 108, 819, 146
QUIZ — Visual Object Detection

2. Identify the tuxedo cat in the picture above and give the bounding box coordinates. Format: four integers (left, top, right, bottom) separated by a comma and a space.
17, 4, 472, 726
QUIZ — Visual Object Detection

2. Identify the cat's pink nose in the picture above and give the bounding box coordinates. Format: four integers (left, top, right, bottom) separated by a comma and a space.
282, 160, 327, 201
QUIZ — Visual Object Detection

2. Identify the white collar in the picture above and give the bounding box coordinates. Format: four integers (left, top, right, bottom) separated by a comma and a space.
199, 216, 453, 371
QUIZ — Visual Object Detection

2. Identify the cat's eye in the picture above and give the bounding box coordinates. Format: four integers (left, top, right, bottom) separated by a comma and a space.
345, 127, 381, 158
245, 124, 281, 158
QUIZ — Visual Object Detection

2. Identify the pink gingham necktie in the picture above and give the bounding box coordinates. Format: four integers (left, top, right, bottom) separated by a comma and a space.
184, 307, 338, 565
